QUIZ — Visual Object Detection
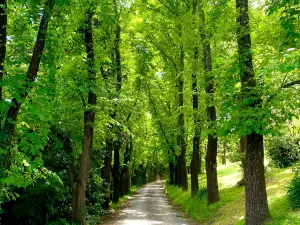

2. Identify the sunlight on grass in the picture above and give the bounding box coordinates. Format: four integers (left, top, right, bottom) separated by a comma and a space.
166, 163, 300, 225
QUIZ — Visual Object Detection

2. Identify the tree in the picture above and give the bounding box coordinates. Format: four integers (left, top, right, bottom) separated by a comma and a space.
0, 0, 7, 129
1, 0, 55, 169
236, 0, 271, 224
71, 8, 97, 224
198, 0, 219, 204
190, 0, 201, 197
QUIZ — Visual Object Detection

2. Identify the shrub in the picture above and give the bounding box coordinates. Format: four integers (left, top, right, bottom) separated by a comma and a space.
287, 165, 300, 209
267, 135, 300, 168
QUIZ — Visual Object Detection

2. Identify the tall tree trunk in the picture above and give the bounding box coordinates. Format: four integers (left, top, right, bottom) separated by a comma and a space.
124, 133, 132, 193
101, 140, 114, 210
199, 148, 202, 174
190, 0, 201, 197
72, 11, 96, 225
2, 0, 55, 169
0, 0, 7, 130
0, 0, 7, 169
120, 167, 125, 197
236, 0, 270, 224
111, 0, 122, 203
101, 0, 122, 207
112, 144, 120, 202
175, 155, 182, 186
177, 39, 188, 191
125, 135, 133, 192
198, 0, 219, 204
120, 137, 131, 196
168, 150, 175, 185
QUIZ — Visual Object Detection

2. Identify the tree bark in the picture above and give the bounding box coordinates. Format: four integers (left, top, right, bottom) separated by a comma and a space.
101, 140, 114, 210
245, 133, 270, 224
101, 0, 122, 207
0, 0, 7, 129
110, 0, 122, 203
125, 136, 133, 192
177, 39, 188, 191
120, 137, 131, 196
72, 11, 96, 225
0, 0, 7, 169
198, 0, 219, 204
190, 0, 201, 197
112, 143, 120, 202
175, 155, 182, 186
236, 0, 270, 224
168, 150, 175, 185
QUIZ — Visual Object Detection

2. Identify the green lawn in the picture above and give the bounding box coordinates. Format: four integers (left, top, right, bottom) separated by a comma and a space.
165, 163, 300, 225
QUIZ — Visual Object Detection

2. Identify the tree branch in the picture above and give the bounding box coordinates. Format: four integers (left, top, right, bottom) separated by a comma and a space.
281, 80, 300, 88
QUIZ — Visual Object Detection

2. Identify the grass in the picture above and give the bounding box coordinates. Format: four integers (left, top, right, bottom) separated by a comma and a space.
165, 163, 300, 225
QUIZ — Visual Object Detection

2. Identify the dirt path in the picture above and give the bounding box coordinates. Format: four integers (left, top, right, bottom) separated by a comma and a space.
102, 180, 191, 225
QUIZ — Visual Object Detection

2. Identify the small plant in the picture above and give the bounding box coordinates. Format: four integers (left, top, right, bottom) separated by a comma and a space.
196, 187, 207, 200
287, 164, 300, 209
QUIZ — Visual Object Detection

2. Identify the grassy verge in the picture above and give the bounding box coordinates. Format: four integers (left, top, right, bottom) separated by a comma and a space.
165, 163, 300, 225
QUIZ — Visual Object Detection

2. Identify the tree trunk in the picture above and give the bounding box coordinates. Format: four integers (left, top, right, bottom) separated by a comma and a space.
199, 147, 202, 174
191, 58, 201, 195
72, 11, 96, 225
0, 0, 7, 129
112, 143, 120, 203
177, 40, 188, 191
121, 135, 132, 195
236, 0, 270, 223
245, 133, 270, 225
0, 0, 7, 169
168, 150, 175, 185
120, 143, 128, 197
2, 0, 55, 169
101, 140, 114, 210
101, 0, 122, 207
190, 1, 201, 193
125, 130, 133, 193
198, 0, 220, 204
175, 155, 182, 186
191, 134, 200, 196
206, 132, 219, 203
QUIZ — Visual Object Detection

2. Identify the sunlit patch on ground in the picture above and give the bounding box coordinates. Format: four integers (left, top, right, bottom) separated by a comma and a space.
166, 163, 300, 225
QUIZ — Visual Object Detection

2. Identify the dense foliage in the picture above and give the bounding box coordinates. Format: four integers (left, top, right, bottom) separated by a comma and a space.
0, 0, 299, 224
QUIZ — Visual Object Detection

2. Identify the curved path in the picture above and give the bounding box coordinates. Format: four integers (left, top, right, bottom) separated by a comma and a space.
102, 180, 191, 225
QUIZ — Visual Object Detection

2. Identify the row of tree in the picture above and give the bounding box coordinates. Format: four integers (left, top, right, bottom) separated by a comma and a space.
0, 0, 299, 225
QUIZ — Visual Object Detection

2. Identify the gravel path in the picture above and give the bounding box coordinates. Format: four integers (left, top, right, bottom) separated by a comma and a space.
102, 180, 190, 225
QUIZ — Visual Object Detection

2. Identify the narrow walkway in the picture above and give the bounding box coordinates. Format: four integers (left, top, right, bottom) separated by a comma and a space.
102, 180, 189, 225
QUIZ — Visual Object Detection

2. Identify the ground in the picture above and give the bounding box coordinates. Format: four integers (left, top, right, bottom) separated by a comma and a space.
166, 163, 300, 225
101, 180, 196, 225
